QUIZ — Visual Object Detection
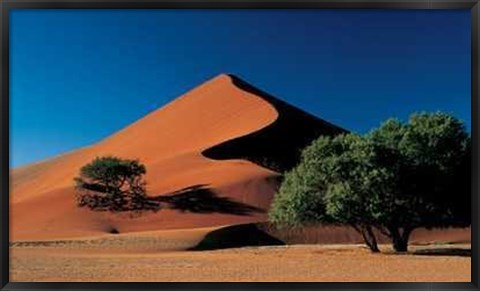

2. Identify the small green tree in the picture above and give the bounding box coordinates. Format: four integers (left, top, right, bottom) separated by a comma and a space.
269, 112, 470, 253
74, 156, 160, 212
269, 134, 388, 252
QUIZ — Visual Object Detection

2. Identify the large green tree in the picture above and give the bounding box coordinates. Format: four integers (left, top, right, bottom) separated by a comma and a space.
367, 113, 471, 251
74, 156, 160, 212
269, 112, 470, 252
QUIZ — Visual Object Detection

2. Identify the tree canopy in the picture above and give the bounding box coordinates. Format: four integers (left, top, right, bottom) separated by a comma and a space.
74, 156, 160, 213
269, 112, 470, 252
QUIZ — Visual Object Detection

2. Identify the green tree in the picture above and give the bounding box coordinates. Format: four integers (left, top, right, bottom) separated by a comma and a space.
269, 112, 470, 253
270, 134, 388, 252
74, 156, 160, 212
367, 112, 470, 251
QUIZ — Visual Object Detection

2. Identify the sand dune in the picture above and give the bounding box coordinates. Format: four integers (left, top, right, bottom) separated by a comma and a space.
10, 74, 345, 241
10, 74, 470, 248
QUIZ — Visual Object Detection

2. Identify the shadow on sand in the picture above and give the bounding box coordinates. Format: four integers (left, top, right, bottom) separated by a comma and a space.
155, 184, 265, 216
189, 223, 285, 251
413, 247, 471, 257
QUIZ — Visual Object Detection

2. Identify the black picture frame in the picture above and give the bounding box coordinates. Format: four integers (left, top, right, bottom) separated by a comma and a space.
1, 0, 478, 290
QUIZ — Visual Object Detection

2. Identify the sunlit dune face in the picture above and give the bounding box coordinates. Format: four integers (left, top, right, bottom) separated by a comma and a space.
10, 74, 283, 240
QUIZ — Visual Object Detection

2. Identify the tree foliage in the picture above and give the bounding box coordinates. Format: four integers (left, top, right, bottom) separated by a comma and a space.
74, 156, 160, 213
269, 112, 470, 252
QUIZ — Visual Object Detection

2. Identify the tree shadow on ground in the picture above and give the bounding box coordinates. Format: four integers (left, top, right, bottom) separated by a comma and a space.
154, 184, 265, 216
413, 247, 471, 257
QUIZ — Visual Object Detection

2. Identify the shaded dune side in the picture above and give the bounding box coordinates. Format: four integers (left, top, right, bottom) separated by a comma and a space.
203, 75, 348, 172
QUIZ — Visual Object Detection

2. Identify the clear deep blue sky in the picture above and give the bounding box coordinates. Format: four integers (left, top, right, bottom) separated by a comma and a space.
10, 9, 471, 168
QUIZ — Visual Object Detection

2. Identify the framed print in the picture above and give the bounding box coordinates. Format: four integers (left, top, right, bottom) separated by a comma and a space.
1, 0, 479, 290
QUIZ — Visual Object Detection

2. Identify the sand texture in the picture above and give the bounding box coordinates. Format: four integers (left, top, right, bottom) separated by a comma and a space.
10, 242, 471, 282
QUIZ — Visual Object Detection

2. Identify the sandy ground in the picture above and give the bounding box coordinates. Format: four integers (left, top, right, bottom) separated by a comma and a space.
10, 243, 470, 282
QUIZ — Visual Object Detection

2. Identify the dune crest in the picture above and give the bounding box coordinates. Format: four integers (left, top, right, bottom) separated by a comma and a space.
11, 74, 343, 241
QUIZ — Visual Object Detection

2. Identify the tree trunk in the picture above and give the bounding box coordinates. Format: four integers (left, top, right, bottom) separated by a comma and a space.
393, 237, 408, 252
391, 227, 413, 253
352, 224, 380, 253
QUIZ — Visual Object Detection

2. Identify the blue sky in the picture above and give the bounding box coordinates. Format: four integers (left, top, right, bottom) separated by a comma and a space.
10, 9, 471, 168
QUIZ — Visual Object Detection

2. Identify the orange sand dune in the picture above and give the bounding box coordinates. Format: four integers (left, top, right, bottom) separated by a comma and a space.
11, 74, 344, 241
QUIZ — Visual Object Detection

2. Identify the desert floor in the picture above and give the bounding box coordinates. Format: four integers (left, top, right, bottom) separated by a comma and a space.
10, 242, 470, 282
